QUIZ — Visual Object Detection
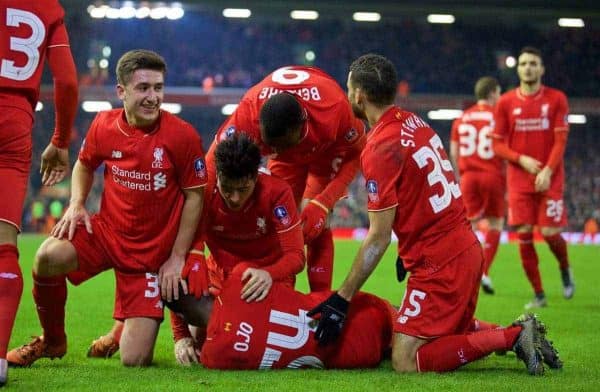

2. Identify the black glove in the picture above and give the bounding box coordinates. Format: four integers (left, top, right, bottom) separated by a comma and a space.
396, 256, 407, 282
307, 293, 349, 346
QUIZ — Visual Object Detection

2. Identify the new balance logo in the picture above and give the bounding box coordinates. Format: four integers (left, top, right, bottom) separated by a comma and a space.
111, 150, 122, 158
153, 172, 167, 190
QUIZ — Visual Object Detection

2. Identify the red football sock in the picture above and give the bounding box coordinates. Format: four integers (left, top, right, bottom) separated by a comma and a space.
483, 229, 501, 276
518, 232, 543, 294
543, 234, 570, 270
467, 318, 501, 332
32, 272, 67, 345
170, 310, 192, 342
0, 244, 23, 358
306, 228, 334, 292
416, 326, 522, 372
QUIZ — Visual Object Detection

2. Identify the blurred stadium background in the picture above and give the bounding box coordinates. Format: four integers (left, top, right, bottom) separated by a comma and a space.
27, 0, 599, 242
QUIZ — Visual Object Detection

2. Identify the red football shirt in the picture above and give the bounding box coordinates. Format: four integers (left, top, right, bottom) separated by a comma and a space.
493, 86, 569, 193
201, 173, 304, 280
0, 0, 70, 115
78, 109, 207, 271
201, 275, 393, 370
450, 103, 503, 176
362, 107, 477, 271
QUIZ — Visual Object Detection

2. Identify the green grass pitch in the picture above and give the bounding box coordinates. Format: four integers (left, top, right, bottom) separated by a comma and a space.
7, 235, 599, 391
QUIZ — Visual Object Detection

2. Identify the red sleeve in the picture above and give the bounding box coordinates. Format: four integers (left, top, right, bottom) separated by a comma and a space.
78, 115, 102, 170
492, 97, 510, 139
362, 134, 402, 211
553, 92, 569, 132
492, 138, 520, 163
545, 130, 568, 171
170, 310, 192, 342
173, 122, 207, 189
263, 224, 304, 281
314, 115, 366, 210
47, 22, 78, 149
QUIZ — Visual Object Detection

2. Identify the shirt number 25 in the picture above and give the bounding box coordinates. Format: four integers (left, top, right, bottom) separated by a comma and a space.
412, 134, 461, 213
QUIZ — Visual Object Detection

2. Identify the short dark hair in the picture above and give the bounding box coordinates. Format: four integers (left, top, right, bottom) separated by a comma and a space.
116, 49, 167, 85
474, 76, 499, 100
215, 133, 261, 180
349, 54, 397, 106
519, 46, 543, 62
259, 93, 305, 141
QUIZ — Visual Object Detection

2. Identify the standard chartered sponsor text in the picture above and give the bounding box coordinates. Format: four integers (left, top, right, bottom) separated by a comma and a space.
112, 165, 152, 191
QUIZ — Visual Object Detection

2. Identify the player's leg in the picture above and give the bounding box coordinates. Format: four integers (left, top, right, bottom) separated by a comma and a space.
510, 192, 545, 308
538, 193, 573, 299
480, 216, 504, 293
0, 111, 32, 384
120, 318, 160, 366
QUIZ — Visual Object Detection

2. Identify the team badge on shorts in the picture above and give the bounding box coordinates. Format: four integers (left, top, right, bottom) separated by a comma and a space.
273, 206, 291, 226
194, 158, 207, 179
366, 180, 379, 202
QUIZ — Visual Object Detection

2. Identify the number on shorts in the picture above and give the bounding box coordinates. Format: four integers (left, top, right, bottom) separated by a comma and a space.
398, 289, 427, 324
1, 8, 46, 81
412, 134, 461, 213
144, 273, 159, 298
458, 124, 494, 159
546, 199, 564, 223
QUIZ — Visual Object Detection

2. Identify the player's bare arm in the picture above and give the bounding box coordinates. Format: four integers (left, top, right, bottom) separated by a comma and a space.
159, 187, 204, 302
52, 160, 93, 240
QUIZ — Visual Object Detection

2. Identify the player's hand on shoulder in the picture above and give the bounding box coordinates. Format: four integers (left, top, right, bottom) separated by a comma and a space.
174, 337, 199, 366
240, 268, 273, 302
40, 143, 70, 186
51, 203, 92, 240
159, 253, 188, 303
307, 292, 349, 346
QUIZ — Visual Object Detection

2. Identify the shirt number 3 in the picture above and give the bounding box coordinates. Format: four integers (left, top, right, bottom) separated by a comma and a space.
412, 134, 461, 213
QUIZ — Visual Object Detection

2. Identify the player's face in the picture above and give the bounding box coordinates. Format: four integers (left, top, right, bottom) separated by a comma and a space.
217, 174, 257, 211
517, 53, 544, 85
347, 72, 366, 120
117, 69, 164, 128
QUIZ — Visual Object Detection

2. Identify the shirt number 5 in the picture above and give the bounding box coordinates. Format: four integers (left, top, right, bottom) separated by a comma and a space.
1, 8, 45, 81
412, 134, 461, 213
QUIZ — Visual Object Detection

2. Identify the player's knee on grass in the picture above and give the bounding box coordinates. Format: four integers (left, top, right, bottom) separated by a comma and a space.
391, 333, 426, 373
33, 237, 78, 276
540, 226, 562, 237
120, 317, 160, 366
165, 292, 213, 327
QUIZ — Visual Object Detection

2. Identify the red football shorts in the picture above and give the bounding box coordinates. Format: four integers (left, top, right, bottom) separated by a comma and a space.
267, 156, 347, 205
394, 242, 483, 338
459, 171, 505, 220
66, 215, 164, 319
508, 190, 567, 227
0, 107, 33, 231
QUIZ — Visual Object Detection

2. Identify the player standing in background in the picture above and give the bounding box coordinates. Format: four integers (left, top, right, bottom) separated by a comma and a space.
0, 0, 78, 386
7, 49, 206, 368
207, 65, 366, 293
450, 77, 505, 294
308, 54, 555, 375
492, 46, 574, 309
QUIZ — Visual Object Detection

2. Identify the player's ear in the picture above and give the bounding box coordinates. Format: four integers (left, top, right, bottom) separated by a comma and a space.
116, 84, 126, 100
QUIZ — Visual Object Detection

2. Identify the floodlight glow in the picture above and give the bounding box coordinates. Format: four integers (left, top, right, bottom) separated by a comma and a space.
102, 46, 111, 57
161, 103, 182, 114
105, 7, 120, 19
98, 59, 109, 69
223, 8, 251, 18
89, 6, 108, 18
119, 6, 136, 19
82, 101, 112, 113
567, 114, 586, 124
505, 56, 516, 68
166, 7, 185, 20
427, 109, 463, 120
290, 10, 319, 20
150, 7, 169, 19
221, 104, 239, 115
558, 18, 584, 28
36, 102, 43, 112
427, 14, 455, 24
353, 12, 381, 22
135, 7, 151, 18
305, 50, 316, 61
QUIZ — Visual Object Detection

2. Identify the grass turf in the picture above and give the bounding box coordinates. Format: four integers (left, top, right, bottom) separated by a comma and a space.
7, 235, 599, 391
